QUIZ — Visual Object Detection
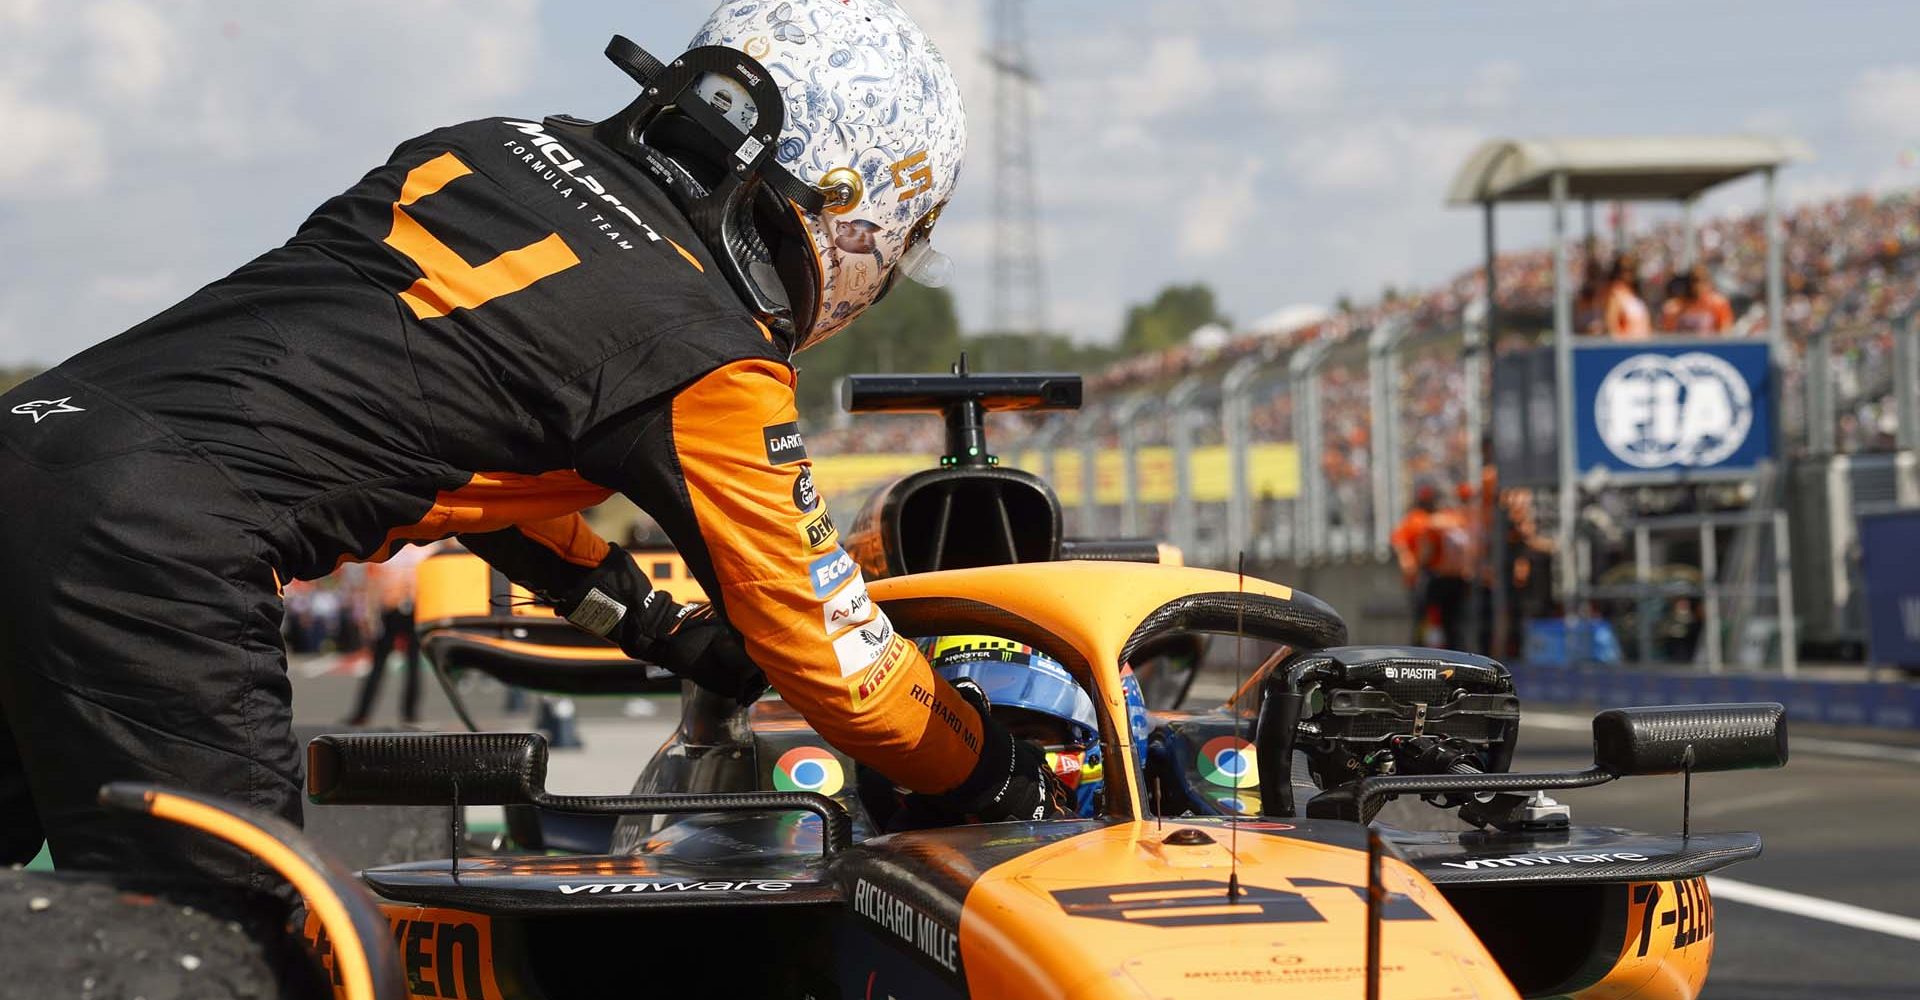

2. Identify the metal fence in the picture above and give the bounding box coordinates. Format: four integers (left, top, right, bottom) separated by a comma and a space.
996, 309, 1918, 670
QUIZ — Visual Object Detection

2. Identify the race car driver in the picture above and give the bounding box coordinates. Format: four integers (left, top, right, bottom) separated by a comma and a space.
0, 0, 1059, 894
860, 636, 1152, 828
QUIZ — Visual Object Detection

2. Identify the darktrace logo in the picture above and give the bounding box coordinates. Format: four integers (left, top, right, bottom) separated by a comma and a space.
10, 397, 84, 423
792, 467, 819, 512
763, 421, 807, 465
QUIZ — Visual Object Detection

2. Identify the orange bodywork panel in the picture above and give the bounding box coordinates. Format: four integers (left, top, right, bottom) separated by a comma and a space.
958, 821, 1520, 1000
1568, 878, 1715, 1000
412, 549, 706, 630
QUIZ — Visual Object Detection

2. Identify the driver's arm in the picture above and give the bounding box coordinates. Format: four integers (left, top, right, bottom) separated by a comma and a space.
575, 358, 995, 798
456, 514, 611, 600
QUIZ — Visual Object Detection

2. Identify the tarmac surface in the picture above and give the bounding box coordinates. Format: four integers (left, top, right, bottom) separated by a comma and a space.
293, 652, 1920, 999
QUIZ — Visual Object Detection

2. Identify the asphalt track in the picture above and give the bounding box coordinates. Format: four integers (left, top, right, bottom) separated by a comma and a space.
291, 656, 1920, 999
1507, 712, 1920, 1000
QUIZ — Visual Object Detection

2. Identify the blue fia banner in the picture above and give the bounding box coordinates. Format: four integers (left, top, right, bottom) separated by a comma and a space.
1861, 510, 1920, 667
1572, 339, 1774, 476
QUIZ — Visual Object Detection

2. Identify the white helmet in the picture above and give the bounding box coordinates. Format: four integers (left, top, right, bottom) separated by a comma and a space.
585, 0, 965, 351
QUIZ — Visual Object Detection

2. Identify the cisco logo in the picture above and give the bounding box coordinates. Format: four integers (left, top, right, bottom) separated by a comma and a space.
1594, 351, 1753, 469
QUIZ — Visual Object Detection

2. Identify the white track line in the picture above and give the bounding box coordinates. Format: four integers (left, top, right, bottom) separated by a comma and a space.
1707, 877, 1920, 942
1527, 711, 1920, 765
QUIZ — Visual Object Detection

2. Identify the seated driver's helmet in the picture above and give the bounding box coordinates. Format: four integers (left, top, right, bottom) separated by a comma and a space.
682, 0, 964, 349
926, 635, 1122, 818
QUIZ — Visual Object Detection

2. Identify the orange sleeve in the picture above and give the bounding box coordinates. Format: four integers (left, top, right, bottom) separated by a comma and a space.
457, 513, 612, 598
667, 359, 985, 793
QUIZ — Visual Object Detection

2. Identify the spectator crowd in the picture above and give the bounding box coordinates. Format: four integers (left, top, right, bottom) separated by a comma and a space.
811, 186, 1920, 511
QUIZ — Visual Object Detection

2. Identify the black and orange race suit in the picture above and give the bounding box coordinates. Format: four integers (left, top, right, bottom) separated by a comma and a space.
0, 116, 982, 888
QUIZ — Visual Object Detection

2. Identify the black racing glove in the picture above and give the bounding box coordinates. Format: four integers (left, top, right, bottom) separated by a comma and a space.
551, 547, 680, 658
649, 603, 769, 704
858, 679, 1070, 831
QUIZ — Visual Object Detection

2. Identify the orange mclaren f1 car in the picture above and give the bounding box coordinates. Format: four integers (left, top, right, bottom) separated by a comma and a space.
31, 371, 1787, 1000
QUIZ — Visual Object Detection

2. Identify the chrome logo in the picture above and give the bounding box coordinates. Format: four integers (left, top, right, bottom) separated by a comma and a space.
772, 746, 845, 795
1199, 736, 1258, 789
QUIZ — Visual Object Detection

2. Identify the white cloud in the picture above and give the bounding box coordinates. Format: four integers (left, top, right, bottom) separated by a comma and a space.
1846, 65, 1920, 143
1286, 117, 1479, 193
0, 84, 107, 197
84, 0, 180, 101
0, 0, 543, 362
1253, 48, 1342, 113
1462, 60, 1522, 113
90, 270, 181, 306
1178, 156, 1261, 258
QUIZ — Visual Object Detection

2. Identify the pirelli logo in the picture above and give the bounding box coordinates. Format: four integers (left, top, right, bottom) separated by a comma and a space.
764, 421, 807, 465
851, 636, 913, 708
801, 510, 837, 551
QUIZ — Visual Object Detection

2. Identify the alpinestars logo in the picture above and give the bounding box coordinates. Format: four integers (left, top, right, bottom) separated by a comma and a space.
10, 397, 84, 423
500, 120, 663, 252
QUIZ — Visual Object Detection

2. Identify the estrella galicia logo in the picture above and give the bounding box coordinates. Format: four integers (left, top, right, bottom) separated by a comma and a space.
10, 397, 84, 424
1595, 352, 1752, 469
792, 466, 819, 512
808, 548, 858, 598
763, 421, 807, 465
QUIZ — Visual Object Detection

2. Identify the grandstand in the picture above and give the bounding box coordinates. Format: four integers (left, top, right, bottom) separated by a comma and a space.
813, 183, 1920, 499
804, 179, 1919, 662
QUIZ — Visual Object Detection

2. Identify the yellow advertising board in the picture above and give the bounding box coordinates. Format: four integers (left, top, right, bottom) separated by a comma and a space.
809, 443, 1299, 507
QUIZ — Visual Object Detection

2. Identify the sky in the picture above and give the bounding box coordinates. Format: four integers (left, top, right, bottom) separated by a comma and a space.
3, 0, 1919, 365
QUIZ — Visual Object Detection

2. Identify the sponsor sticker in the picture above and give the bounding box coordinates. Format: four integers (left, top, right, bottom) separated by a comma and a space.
1440, 850, 1651, 871
850, 636, 912, 708
1198, 736, 1259, 789
821, 580, 876, 632
307, 906, 503, 1000
557, 880, 794, 895
9, 397, 84, 424
772, 746, 845, 795
853, 877, 959, 974
801, 509, 837, 551
833, 611, 897, 677
792, 466, 819, 512
808, 548, 859, 598
763, 421, 808, 465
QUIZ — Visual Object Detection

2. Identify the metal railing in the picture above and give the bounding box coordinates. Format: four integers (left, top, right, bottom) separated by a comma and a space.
990, 303, 1915, 673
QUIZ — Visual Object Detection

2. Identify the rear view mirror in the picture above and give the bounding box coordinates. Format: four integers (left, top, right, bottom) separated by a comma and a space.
306, 731, 856, 854
1591, 703, 1788, 776
308, 732, 546, 806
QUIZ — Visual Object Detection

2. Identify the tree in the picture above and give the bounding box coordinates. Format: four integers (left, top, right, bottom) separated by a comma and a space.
962, 331, 1119, 373
1118, 284, 1225, 354
791, 280, 963, 419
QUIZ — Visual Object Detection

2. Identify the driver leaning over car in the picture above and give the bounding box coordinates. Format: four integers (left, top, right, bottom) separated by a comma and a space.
0, 0, 1065, 894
